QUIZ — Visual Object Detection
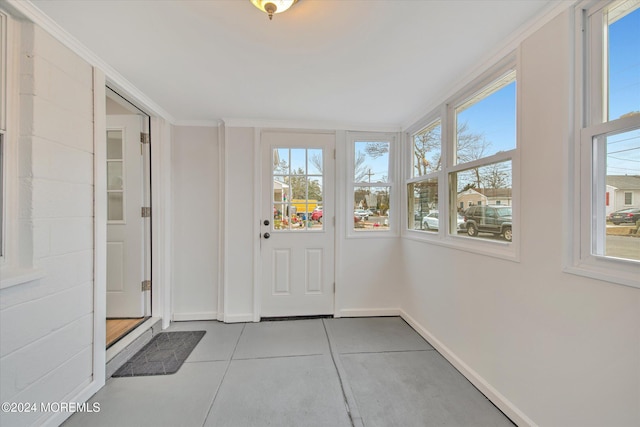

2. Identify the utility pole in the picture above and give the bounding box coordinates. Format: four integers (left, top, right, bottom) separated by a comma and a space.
366, 169, 374, 183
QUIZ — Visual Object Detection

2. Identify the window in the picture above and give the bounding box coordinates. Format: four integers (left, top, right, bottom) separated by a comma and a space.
348, 133, 395, 235
407, 119, 441, 233
572, 0, 640, 287
451, 71, 516, 242
405, 56, 518, 258
107, 130, 125, 221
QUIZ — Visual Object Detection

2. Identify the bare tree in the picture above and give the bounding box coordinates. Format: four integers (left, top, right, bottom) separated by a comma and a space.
310, 150, 372, 185
413, 125, 441, 176
412, 121, 489, 180
482, 163, 509, 189
364, 142, 389, 159
309, 153, 322, 174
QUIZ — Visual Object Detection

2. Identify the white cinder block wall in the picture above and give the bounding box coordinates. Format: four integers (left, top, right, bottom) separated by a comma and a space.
0, 23, 95, 427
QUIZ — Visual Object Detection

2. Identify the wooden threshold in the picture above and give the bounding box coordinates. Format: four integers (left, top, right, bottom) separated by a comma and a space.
106, 317, 148, 348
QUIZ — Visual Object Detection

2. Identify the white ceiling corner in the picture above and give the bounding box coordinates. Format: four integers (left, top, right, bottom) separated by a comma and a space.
25, 0, 562, 128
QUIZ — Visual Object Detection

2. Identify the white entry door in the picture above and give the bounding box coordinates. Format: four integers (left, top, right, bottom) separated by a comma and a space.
261, 131, 335, 317
106, 115, 149, 318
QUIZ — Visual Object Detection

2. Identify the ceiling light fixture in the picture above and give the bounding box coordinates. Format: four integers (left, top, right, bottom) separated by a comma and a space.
251, 0, 298, 20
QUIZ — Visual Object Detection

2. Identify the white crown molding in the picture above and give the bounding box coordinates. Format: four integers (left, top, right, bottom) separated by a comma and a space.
172, 119, 222, 128
222, 117, 401, 133
6, 0, 176, 123
401, 0, 577, 131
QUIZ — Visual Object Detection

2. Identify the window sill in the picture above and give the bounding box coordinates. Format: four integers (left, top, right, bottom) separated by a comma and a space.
0, 267, 45, 290
565, 257, 640, 290
402, 229, 520, 263
346, 229, 399, 239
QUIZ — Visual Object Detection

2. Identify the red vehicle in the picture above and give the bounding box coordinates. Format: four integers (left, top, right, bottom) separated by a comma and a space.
311, 207, 323, 222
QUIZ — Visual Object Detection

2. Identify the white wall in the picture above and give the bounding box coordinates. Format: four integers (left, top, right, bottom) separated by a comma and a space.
335, 237, 403, 317
0, 22, 95, 427
222, 126, 257, 321
400, 11, 640, 427
216, 126, 402, 321
171, 125, 219, 320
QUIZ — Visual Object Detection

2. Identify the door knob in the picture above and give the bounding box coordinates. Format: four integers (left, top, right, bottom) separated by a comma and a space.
263, 232, 270, 239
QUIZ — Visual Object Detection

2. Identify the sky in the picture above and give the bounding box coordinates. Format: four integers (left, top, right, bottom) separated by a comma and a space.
607, 6, 640, 177
456, 81, 516, 157
608, 7, 640, 121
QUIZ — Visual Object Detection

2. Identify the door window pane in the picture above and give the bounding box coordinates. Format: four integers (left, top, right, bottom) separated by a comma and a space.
107, 130, 123, 160
272, 148, 323, 232
107, 162, 123, 191
273, 148, 289, 175
290, 148, 306, 175
108, 192, 124, 221
308, 149, 323, 175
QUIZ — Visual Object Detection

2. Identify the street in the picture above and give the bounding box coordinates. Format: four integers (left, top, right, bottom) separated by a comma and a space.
606, 235, 640, 261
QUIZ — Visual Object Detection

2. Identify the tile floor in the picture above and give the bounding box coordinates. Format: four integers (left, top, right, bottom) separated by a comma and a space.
63, 317, 514, 427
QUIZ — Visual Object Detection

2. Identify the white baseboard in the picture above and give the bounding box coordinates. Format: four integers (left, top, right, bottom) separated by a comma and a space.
41, 378, 96, 427
336, 308, 401, 318
399, 309, 536, 427
172, 311, 218, 321
223, 313, 255, 323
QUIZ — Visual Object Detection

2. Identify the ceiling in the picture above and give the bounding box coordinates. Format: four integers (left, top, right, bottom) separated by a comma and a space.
29, 0, 557, 128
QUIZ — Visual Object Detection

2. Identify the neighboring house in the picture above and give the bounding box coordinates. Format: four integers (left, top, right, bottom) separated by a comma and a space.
456, 189, 488, 211
273, 180, 289, 203
606, 175, 640, 215
477, 188, 513, 206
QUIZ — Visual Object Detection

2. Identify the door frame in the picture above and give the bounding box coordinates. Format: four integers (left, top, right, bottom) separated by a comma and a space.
93, 72, 173, 386
252, 128, 337, 321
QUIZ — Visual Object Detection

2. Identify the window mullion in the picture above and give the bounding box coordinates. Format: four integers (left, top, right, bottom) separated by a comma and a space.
591, 133, 607, 256
448, 150, 515, 174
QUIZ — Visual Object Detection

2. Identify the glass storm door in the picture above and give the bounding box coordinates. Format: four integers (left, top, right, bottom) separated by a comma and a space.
260, 131, 335, 317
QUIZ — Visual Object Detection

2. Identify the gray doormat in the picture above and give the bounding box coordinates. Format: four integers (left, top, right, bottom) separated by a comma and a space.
112, 331, 206, 377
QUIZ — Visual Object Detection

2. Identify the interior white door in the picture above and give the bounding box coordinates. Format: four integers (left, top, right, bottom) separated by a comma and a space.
261, 131, 335, 317
106, 115, 145, 317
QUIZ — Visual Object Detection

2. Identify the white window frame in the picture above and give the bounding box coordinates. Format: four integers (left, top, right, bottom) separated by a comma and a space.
346, 131, 398, 238
0, 10, 44, 288
403, 53, 520, 262
405, 112, 444, 236
568, 0, 640, 288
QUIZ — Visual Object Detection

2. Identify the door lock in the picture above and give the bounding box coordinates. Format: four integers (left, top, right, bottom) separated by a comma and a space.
264, 220, 270, 226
